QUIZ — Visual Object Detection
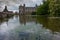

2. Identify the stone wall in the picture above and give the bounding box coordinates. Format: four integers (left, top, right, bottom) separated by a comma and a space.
19, 4, 37, 15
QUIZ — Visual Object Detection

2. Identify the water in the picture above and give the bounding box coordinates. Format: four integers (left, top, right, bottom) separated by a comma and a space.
0, 15, 60, 40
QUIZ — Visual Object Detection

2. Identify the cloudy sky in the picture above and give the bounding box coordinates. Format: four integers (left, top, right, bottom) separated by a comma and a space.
0, 0, 42, 12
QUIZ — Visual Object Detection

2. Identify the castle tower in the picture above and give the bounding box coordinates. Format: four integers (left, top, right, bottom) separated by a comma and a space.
35, 4, 38, 12
35, 4, 38, 7
3, 6, 8, 12
23, 4, 25, 14
23, 4, 25, 7
19, 4, 25, 15
19, 4, 24, 14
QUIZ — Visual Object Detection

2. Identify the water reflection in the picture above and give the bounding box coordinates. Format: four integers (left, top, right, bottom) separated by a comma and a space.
48, 17, 60, 32
19, 15, 37, 25
0, 15, 60, 40
37, 16, 60, 40
37, 16, 60, 32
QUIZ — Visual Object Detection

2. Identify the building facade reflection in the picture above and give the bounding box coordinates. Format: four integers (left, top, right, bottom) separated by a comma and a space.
19, 15, 37, 25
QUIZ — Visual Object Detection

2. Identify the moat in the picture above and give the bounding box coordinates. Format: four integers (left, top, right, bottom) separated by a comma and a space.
0, 15, 60, 40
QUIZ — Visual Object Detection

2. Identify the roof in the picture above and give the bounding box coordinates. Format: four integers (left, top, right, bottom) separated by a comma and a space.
25, 7, 36, 9
3, 6, 8, 12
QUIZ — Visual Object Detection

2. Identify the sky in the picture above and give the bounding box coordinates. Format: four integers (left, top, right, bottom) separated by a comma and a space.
0, 0, 42, 12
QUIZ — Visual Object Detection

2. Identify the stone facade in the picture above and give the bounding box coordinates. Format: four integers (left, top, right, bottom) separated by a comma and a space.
19, 4, 37, 15
0, 6, 13, 18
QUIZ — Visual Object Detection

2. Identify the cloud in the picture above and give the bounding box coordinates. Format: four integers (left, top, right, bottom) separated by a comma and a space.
0, 0, 42, 11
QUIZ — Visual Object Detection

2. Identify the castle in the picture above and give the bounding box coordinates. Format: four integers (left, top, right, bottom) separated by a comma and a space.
0, 6, 13, 18
3, 6, 13, 13
19, 4, 37, 15
0, 4, 37, 16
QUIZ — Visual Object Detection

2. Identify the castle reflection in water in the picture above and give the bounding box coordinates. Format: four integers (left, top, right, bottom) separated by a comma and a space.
19, 15, 37, 25
0, 15, 60, 40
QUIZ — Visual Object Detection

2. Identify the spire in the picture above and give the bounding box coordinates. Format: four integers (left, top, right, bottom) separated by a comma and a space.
35, 4, 38, 7
23, 4, 25, 7
3, 6, 8, 12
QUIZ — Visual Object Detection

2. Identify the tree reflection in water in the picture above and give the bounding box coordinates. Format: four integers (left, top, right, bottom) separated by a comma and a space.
37, 16, 60, 32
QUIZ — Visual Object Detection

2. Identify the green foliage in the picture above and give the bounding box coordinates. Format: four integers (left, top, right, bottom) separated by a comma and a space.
36, 0, 49, 15
31, 12, 36, 15
49, 0, 60, 17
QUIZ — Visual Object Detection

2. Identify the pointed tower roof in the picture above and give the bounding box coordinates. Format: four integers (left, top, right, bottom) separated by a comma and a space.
3, 6, 8, 12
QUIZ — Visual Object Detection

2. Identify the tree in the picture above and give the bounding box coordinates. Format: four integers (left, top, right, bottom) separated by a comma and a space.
49, 0, 60, 16
36, 0, 49, 15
